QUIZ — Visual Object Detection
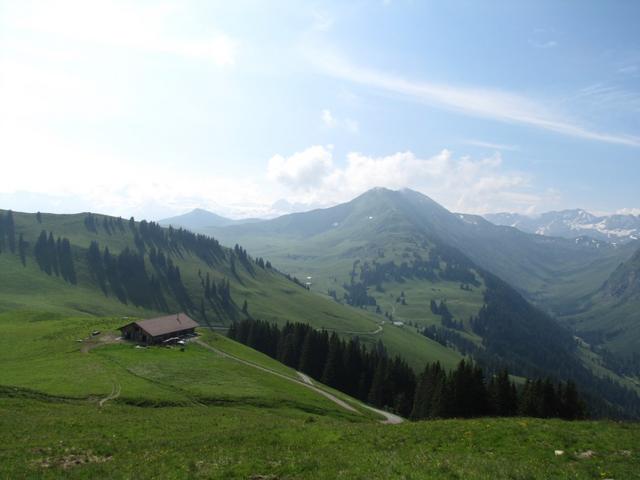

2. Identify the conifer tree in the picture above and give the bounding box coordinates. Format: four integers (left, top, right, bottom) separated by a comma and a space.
18, 234, 27, 266
34, 230, 51, 274
6, 210, 16, 253
48, 233, 59, 276
322, 333, 343, 388
0, 212, 5, 254
368, 356, 388, 407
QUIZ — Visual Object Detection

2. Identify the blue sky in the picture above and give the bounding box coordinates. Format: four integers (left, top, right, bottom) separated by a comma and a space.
0, 0, 638, 219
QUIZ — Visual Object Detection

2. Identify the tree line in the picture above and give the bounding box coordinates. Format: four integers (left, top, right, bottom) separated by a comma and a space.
33, 231, 76, 283
0, 210, 16, 255
228, 318, 586, 420
87, 241, 169, 310
412, 360, 584, 420
228, 318, 416, 416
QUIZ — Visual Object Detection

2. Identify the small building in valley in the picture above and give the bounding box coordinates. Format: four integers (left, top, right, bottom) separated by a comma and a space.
119, 313, 199, 344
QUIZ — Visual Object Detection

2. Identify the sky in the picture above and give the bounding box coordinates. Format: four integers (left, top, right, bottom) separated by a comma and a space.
1, 0, 639, 220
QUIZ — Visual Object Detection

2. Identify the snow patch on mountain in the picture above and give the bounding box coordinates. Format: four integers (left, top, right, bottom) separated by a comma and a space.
485, 209, 640, 244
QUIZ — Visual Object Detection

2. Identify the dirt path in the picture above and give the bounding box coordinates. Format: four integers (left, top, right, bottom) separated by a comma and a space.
81, 333, 122, 354
98, 382, 121, 407
326, 323, 384, 336
194, 339, 358, 413
296, 372, 313, 385
295, 370, 404, 424
359, 404, 404, 424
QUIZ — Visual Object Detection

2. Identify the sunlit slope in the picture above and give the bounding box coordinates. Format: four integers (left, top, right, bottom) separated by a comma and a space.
1, 313, 639, 479
0, 209, 459, 369
0, 311, 372, 416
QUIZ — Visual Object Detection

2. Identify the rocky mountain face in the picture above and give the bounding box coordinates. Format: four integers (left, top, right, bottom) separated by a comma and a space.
485, 210, 640, 244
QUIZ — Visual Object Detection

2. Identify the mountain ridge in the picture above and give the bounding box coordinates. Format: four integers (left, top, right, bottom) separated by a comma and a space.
485, 209, 640, 244
159, 208, 262, 230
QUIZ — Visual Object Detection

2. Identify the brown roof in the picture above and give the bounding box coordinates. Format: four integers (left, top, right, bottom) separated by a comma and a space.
122, 313, 199, 337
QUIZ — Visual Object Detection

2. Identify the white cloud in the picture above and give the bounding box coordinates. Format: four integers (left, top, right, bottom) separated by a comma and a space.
267, 145, 335, 190
307, 51, 640, 147
321, 109, 359, 133
0, 130, 557, 218
266, 146, 555, 214
616, 208, 640, 217
321, 109, 337, 127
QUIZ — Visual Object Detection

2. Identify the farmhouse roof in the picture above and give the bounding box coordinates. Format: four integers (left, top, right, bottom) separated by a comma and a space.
122, 313, 199, 337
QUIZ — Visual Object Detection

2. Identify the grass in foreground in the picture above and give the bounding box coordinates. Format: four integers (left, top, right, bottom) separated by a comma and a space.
1, 398, 639, 479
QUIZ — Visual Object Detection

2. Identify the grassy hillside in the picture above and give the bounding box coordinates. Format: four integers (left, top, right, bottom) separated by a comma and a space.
205, 188, 633, 305
0, 209, 459, 370
1, 311, 639, 479
561, 247, 640, 360
0, 206, 638, 415
196, 190, 640, 416
0, 311, 370, 415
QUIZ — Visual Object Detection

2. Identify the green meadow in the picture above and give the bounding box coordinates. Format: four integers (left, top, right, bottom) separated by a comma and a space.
1, 311, 639, 479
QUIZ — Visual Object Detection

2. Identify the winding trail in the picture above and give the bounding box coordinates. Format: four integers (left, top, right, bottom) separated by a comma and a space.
325, 323, 384, 336
98, 382, 121, 407
296, 371, 404, 424
194, 339, 358, 413
359, 404, 404, 425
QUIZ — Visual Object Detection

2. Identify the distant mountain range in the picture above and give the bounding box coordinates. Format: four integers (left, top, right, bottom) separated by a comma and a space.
485, 210, 640, 244
159, 208, 261, 230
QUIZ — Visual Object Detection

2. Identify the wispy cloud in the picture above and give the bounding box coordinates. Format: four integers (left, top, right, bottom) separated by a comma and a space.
463, 140, 519, 151
308, 51, 640, 147
569, 83, 640, 113
529, 40, 558, 49
321, 109, 359, 133
618, 65, 638, 75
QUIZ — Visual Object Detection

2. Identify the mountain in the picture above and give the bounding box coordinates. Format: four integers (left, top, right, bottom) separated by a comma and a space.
159, 208, 261, 230
0, 208, 458, 371
485, 210, 640, 244
1, 200, 639, 416
563, 246, 640, 361
204, 188, 635, 312
198, 188, 640, 416
603, 247, 640, 299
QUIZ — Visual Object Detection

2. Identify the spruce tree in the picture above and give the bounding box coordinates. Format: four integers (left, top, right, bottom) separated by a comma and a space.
34, 230, 50, 274
322, 333, 343, 389
367, 356, 388, 407
0, 212, 5, 253
298, 330, 316, 377
18, 234, 27, 266
6, 210, 16, 253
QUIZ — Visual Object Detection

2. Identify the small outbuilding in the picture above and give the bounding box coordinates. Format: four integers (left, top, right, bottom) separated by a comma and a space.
119, 313, 199, 345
